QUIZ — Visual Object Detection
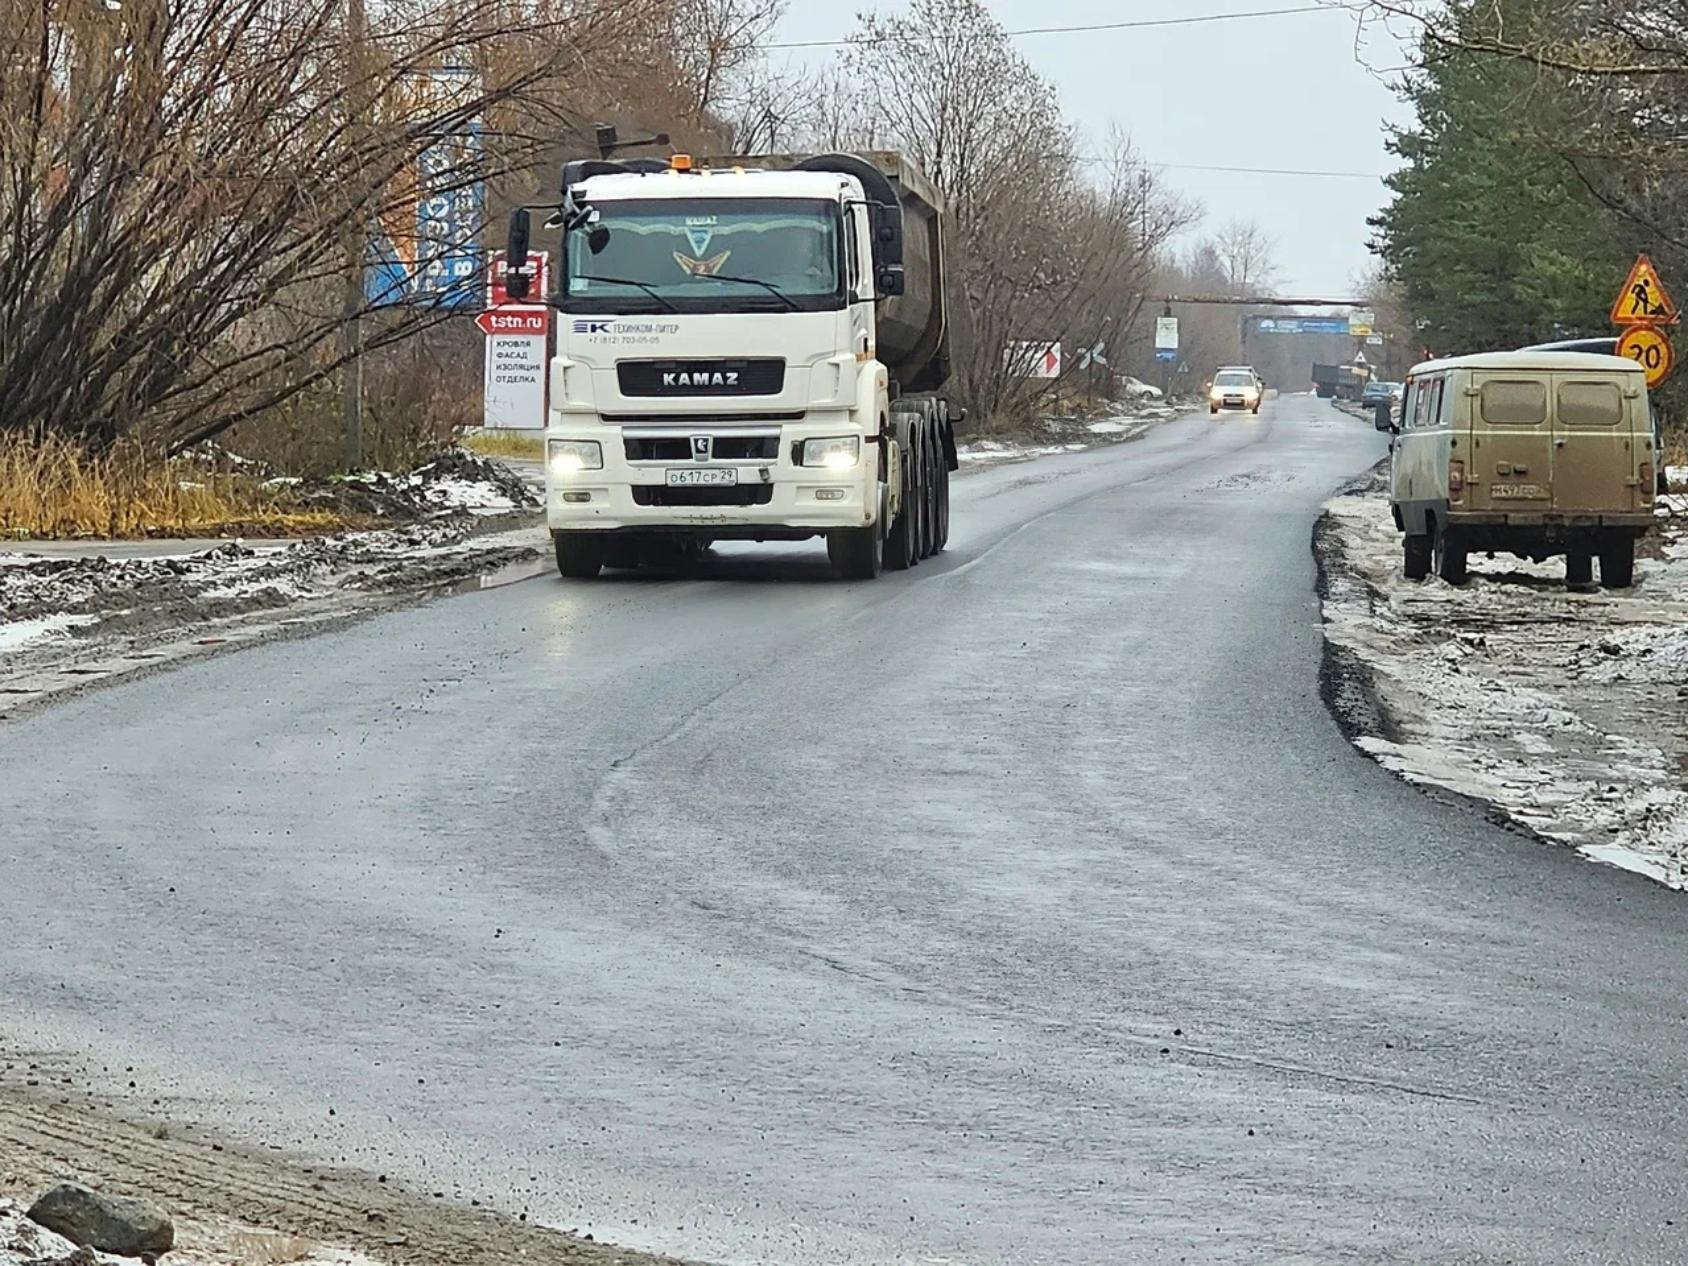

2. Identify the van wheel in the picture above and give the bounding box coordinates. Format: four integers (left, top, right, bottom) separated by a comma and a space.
1434, 527, 1468, 585
553, 532, 603, 579
1403, 533, 1431, 580
1209, 405, 1219, 415
1566, 550, 1594, 591
1599, 536, 1636, 589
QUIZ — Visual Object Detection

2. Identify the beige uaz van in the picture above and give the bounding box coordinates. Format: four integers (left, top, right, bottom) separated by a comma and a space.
1380, 350, 1657, 588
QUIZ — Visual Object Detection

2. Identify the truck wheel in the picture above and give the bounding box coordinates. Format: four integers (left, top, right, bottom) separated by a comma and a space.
1566, 550, 1594, 590
828, 525, 882, 579
603, 537, 643, 570
920, 420, 940, 559
885, 446, 917, 572
1403, 533, 1431, 580
1599, 536, 1636, 589
1434, 527, 1468, 585
932, 441, 951, 554
553, 532, 604, 579
1209, 404, 1219, 415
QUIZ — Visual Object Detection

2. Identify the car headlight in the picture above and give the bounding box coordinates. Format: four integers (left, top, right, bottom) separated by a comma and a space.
801, 436, 860, 469
548, 439, 602, 475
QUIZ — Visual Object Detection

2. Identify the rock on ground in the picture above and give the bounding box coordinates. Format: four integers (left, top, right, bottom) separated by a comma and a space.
26, 1185, 172, 1258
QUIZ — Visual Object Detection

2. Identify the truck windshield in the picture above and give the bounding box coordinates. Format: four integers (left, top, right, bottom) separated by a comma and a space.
566, 197, 842, 314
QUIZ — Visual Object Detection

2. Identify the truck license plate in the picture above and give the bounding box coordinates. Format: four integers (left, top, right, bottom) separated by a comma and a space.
1492, 484, 1545, 499
665, 468, 738, 487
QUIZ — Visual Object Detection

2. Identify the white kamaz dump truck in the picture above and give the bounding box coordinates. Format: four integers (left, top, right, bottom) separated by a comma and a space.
503, 150, 957, 580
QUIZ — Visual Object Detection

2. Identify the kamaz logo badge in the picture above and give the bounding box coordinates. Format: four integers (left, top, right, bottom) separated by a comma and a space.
691, 435, 712, 461
663, 371, 739, 388
572, 320, 613, 334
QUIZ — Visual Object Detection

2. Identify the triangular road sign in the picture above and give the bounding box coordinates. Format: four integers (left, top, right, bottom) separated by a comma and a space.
1611, 254, 1679, 325
1354, 349, 1368, 365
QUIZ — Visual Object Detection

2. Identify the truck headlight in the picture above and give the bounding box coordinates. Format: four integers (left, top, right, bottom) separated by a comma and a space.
801, 436, 860, 469
548, 439, 602, 475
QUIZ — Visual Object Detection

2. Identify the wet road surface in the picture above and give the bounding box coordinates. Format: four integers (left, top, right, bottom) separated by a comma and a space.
5, 394, 1688, 1265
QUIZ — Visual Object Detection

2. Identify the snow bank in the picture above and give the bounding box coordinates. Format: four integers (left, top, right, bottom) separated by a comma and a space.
1320, 484, 1688, 888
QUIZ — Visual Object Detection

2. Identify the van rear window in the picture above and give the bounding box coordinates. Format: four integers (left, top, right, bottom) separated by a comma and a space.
1557, 380, 1623, 427
1479, 379, 1547, 426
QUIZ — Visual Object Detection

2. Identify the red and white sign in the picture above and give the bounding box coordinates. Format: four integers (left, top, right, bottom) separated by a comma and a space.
484, 331, 547, 430
488, 249, 550, 308
1004, 340, 1063, 379
475, 308, 549, 336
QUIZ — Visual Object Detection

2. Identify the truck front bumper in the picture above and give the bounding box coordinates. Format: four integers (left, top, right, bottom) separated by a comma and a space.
545, 422, 880, 535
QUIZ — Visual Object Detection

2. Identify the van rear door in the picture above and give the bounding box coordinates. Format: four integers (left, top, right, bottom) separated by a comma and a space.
1550, 373, 1635, 513
1470, 372, 1552, 510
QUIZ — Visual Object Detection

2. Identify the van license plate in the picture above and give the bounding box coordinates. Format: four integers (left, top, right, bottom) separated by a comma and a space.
1492, 484, 1544, 499
666, 468, 738, 487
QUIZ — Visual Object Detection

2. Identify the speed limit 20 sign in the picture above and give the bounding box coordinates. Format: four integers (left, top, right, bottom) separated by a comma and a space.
1617, 324, 1674, 389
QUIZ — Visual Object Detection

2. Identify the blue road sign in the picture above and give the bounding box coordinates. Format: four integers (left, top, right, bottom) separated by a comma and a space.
1155, 348, 1178, 362
1256, 317, 1350, 335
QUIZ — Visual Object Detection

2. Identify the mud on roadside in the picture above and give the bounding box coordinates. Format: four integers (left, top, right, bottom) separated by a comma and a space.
0, 515, 548, 722
1314, 477, 1688, 886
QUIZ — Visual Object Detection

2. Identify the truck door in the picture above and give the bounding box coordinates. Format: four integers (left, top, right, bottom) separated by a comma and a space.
1550, 373, 1633, 512
1469, 372, 1552, 512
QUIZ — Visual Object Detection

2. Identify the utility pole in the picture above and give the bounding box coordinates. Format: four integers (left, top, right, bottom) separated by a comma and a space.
340, 0, 369, 471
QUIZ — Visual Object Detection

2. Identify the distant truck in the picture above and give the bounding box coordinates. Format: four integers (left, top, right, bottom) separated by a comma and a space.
1311, 363, 1340, 398
502, 150, 957, 580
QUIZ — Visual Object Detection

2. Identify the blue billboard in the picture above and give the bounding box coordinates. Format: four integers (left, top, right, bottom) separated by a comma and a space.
366, 71, 484, 310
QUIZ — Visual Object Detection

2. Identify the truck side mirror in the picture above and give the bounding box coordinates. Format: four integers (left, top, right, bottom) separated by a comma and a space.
505, 208, 531, 300
1373, 400, 1394, 432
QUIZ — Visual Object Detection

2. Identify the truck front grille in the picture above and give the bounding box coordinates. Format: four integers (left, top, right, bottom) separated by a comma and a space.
632, 486, 775, 508
618, 359, 785, 397
624, 434, 781, 462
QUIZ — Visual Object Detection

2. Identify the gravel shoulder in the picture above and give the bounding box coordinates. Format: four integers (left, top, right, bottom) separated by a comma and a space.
0, 1079, 692, 1266
1316, 470, 1688, 886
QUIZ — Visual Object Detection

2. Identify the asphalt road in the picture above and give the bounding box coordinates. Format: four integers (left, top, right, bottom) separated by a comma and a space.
6, 394, 1688, 1266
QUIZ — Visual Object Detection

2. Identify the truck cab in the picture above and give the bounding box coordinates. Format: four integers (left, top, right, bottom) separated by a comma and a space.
507, 151, 956, 581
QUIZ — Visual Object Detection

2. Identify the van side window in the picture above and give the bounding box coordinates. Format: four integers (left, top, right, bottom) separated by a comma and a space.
1400, 383, 1416, 427
1436, 377, 1454, 427
1479, 379, 1547, 426
1413, 377, 1439, 429
1557, 380, 1622, 427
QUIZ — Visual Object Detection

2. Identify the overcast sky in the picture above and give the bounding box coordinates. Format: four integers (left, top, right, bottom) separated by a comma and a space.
769, 0, 1414, 297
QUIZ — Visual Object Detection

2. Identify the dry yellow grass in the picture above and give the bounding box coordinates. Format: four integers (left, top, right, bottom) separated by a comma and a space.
0, 434, 343, 539
460, 429, 544, 460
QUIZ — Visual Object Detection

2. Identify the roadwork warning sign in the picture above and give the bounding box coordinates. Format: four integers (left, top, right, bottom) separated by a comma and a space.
1610, 254, 1679, 325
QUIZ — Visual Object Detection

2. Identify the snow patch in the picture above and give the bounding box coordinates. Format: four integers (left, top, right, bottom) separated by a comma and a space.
1320, 484, 1688, 889
0, 613, 96, 653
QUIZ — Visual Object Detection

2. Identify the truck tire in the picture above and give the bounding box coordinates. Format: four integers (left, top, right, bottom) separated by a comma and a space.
932, 434, 951, 554
920, 418, 940, 559
1403, 533, 1431, 580
885, 439, 918, 571
1434, 527, 1468, 585
828, 524, 882, 579
1599, 536, 1636, 589
603, 537, 643, 570
553, 532, 604, 579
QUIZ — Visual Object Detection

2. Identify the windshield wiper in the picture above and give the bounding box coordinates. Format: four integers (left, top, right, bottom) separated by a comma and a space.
573, 275, 678, 313
686, 272, 800, 311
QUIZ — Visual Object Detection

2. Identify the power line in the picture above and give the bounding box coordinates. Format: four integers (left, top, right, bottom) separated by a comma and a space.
1081, 157, 1386, 180
762, 4, 1349, 51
